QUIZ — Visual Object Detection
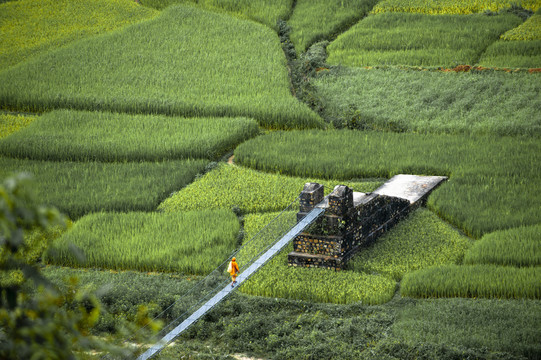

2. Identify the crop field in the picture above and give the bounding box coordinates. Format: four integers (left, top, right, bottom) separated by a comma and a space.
44, 210, 239, 274
0, 157, 207, 219
158, 163, 382, 214
2, 0, 540, 358
0, 113, 35, 139
401, 264, 541, 299
464, 224, 541, 267
140, 0, 292, 29
0, 0, 158, 70
327, 13, 522, 68
0, 4, 322, 129
287, 0, 378, 52
348, 208, 471, 280
235, 130, 541, 237
371, 0, 541, 14
0, 110, 259, 162
313, 67, 541, 135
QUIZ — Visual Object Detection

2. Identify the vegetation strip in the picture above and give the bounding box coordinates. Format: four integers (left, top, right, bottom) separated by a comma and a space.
370, 0, 541, 15
326, 12, 523, 68
0, 4, 323, 130
0, 110, 260, 162
0, 157, 208, 219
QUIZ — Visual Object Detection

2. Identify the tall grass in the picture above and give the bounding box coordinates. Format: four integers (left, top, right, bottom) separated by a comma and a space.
327, 13, 523, 68
288, 0, 378, 52
0, 113, 35, 139
44, 210, 239, 275
313, 67, 541, 135
0, 157, 207, 219
239, 212, 397, 305
139, 0, 292, 30
234, 130, 541, 237
158, 163, 381, 214
0, 0, 158, 70
0, 110, 260, 162
464, 224, 541, 267
348, 208, 471, 280
500, 14, 541, 41
477, 40, 541, 68
393, 298, 541, 359
401, 264, 541, 299
0, 5, 323, 130
371, 0, 541, 15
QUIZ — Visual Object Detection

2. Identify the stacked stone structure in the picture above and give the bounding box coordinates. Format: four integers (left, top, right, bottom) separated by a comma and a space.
288, 175, 447, 270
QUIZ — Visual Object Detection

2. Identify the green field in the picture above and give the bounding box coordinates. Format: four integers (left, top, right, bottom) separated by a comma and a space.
0, 4, 322, 129
327, 12, 522, 68
0, 157, 207, 219
0, 0, 158, 70
45, 210, 239, 274
158, 163, 381, 214
0, 110, 259, 161
2, 0, 540, 358
312, 67, 541, 135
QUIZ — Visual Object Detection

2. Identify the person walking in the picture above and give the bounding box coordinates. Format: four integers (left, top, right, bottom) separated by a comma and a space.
228, 257, 239, 287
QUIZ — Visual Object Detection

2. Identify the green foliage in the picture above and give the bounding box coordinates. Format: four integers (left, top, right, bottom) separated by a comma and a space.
400, 264, 541, 299
0, 0, 158, 70
288, 0, 379, 52
158, 163, 381, 214
0, 157, 208, 219
139, 0, 292, 30
44, 210, 239, 275
501, 14, 541, 40
0, 110, 260, 162
327, 13, 523, 68
477, 40, 541, 68
464, 224, 541, 267
392, 298, 541, 359
0, 5, 323, 130
235, 130, 541, 238
313, 67, 541, 135
0, 113, 35, 139
349, 208, 471, 280
370, 0, 541, 14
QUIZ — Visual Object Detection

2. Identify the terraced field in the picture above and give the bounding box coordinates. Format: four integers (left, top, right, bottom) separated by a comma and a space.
1, 0, 539, 359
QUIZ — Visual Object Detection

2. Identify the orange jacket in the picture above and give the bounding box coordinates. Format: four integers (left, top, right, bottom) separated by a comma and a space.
229, 260, 239, 275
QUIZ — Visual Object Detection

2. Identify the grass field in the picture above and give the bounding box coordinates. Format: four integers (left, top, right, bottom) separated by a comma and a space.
288, 0, 378, 52
0, 157, 207, 219
140, 0, 292, 30
158, 163, 382, 214
370, 0, 541, 14
327, 13, 522, 68
313, 67, 541, 135
0, 110, 260, 162
0, 4, 322, 130
0, 113, 36, 139
0, 0, 158, 70
44, 210, 239, 274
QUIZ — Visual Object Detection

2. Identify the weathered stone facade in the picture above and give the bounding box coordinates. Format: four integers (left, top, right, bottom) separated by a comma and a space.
288, 175, 447, 270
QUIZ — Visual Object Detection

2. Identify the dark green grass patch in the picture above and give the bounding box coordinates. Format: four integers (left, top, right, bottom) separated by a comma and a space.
234, 130, 541, 238
326, 13, 522, 68
478, 40, 541, 68
313, 66, 541, 136
0, 110, 260, 162
288, 0, 378, 53
139, 0, 292, 30
392, 298, 541, 359
464, 224, 541, 267
0, 5, 323, 130
401, 264, 541, 299
44, 210, 239, 275
0, 157, 207, 219
158, 163, 381, 214
348, 208, 472, 281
